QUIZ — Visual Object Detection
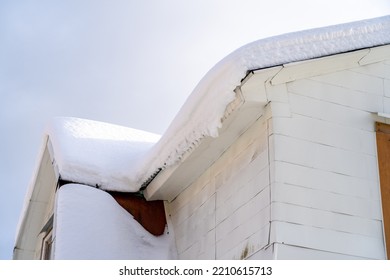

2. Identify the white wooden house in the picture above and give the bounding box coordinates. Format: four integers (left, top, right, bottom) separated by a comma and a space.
14, 16, 390, 260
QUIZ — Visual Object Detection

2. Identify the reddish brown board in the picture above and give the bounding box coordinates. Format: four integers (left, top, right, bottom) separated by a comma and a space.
376, 122, 390, 259
108, 192, 166, 236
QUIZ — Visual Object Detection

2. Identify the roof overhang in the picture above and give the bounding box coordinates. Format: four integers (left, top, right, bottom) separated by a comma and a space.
144, 43, 390, 202
144, 66, 280, 201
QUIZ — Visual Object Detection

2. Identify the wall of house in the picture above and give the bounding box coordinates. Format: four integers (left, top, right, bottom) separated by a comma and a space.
33, 143, 57, 259
165, 57, 389, 260
268, 58, 390, 259
165, 108, 272, 259
13, 142, 57, 260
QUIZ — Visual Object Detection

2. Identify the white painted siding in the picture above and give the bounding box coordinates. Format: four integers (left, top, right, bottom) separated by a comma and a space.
166, 112, 272, 259
166, 57, 390, 260
270, 59, 390, 259
14, 142, 57, 260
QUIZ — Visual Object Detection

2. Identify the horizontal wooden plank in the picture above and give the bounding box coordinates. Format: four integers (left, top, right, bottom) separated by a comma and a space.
353, 60, 390, 79
310, 68, 384, 95
272, 202, 383, 238
215, 154, 269, 212
216, 199, 270, 243
216, 171, 270, 226
272, 183, 382, 220
169, 182, 215, 227
273, 161, 380, 200
174, 194, 215, 253
166, 165, 213, 215
168, 115, 268, 218
179, 228, 216, 259
270, 221, 386, 259
288, 78, 384, 112
289, 92, 377, 132
273, 134, 378, 180
272, 114, 377, 156
217, 222, 270, 259
274, 243, 367, 260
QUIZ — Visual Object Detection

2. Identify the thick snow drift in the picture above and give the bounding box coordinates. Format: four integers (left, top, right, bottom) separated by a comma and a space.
47, 117, 160, 192
54, 184, 177, 259
136, 16, 390, 186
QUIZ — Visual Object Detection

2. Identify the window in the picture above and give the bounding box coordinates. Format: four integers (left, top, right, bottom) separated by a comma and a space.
376, 122, 390, 259
41, 229, 53, 260
39, 215, 54, 260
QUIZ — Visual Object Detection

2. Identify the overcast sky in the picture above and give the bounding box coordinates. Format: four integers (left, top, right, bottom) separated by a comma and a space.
1, 0, 390, 260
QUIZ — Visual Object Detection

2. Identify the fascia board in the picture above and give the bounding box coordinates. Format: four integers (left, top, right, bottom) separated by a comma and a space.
359, 44, 390, 66
270, 49, 370, 85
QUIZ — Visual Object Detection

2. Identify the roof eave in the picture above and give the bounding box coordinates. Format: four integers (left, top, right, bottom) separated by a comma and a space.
143, 68, 278, 201
143, 43, 390, 202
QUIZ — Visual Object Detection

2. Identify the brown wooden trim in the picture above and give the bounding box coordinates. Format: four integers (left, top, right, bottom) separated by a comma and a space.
108, 191, 167, 236
376, 122, 390, 259
376, 122, 390, 134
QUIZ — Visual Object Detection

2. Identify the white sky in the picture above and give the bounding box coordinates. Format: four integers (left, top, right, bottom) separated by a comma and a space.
1, 0, 389, 260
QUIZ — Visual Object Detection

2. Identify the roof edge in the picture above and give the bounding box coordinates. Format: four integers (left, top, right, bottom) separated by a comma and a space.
138, 16, 390, 193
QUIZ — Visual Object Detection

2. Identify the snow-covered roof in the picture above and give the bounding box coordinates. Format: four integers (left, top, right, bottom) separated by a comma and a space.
136, 15, 390, 188
47, 117, 160, 192
54, 184, 176, 259
47, 16, 390, 194
15, 15, 390, 260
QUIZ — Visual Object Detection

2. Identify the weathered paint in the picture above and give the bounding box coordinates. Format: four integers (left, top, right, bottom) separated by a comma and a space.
165, 48, 390, 259
268, 60, 388, 259
166, 111, 272, 259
